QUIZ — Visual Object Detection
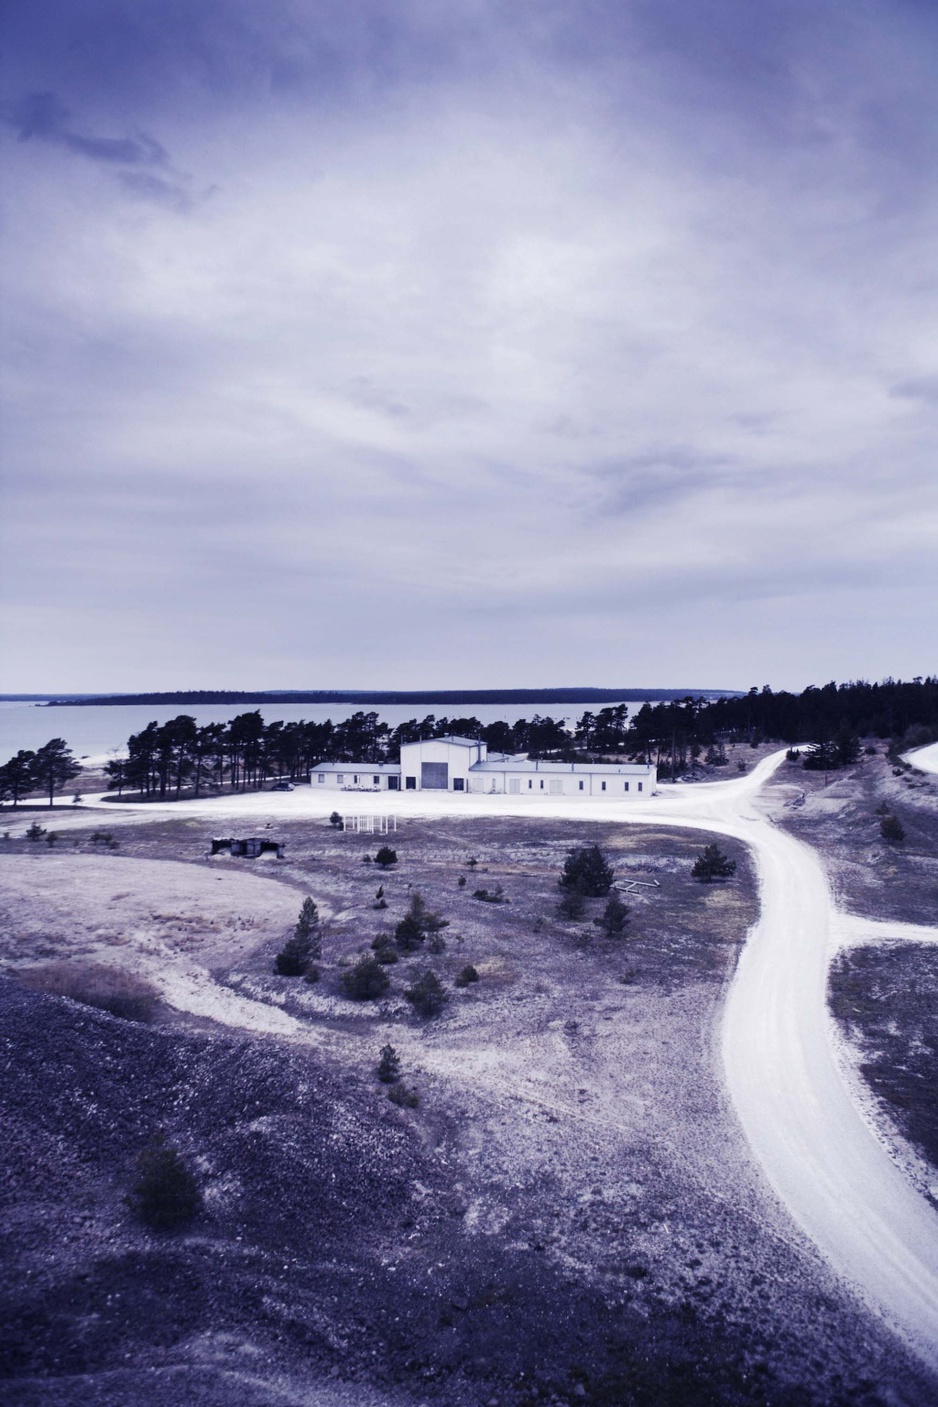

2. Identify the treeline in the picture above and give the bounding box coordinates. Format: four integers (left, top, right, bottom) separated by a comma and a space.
11, 679, 933, 803
48, 687, 730, 707
107, 709, 602, 797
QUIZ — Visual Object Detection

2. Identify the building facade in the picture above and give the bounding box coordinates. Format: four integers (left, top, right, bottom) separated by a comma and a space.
311, 736, 656, 797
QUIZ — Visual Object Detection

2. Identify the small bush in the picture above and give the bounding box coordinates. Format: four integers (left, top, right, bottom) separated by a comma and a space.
595, 892, 630, 936
559, 845, 614, 897
341, 954, 390, 1000
375, 846, 398, 869
126, 1134, 201, 1229
457, 875, 467, 888
25, 822, 46, 841
329, 811, 343, 829
45, 831, 59, 846
376, 1043, 401, 1084
557, 890, 586, 921
404, 969, 448, 1017
786, 748, 801, 761
472, 885, 506, 904
428, 932, 447, 954
22, 962, 159, 1023
387, 1082, 419, 1108
394, 892, 447, 950
691, 844, 737, 882
454, 964, 480, 988
880, 814, 906, 843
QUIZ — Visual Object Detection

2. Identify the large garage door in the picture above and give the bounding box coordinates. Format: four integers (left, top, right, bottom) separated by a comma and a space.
421, 762, 448, 789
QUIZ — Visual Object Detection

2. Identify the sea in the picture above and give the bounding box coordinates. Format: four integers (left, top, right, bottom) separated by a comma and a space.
0, 699, 662, 764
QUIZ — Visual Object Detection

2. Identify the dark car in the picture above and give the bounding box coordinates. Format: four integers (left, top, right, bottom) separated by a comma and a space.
271, 781, 295, 791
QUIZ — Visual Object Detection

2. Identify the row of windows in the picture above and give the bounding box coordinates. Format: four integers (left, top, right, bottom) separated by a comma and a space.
317, 773, 643, 792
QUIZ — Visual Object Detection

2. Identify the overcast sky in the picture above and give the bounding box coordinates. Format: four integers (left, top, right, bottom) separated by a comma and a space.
1, 0, 936, 693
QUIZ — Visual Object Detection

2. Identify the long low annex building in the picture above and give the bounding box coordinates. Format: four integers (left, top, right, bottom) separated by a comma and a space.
311, 736, 656, 798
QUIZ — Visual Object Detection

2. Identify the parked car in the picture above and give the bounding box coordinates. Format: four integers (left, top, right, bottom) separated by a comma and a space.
271, 781, 295, 791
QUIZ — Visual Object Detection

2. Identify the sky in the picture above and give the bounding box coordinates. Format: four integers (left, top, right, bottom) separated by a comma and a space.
1, 0, 936, 694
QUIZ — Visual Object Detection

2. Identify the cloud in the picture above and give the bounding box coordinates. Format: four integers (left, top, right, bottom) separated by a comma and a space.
890, 375, 938, 406
2, 3, 938, 690
0, 89, 193, 207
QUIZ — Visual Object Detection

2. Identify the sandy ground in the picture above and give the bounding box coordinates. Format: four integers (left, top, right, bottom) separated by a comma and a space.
4, 756, 938, 1378
906, 741, 938, 775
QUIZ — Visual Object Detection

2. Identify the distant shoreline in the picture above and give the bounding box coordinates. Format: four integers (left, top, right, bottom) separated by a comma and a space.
35, 687, 743, 708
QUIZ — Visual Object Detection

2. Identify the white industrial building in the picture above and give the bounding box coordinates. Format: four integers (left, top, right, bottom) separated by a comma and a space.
311, 736, 656, 798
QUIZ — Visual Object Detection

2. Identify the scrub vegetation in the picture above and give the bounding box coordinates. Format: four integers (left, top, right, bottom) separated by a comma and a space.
0, 805, 933, 1406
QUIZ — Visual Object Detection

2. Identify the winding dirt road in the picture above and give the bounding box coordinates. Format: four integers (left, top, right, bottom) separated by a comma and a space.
26, 755, 938, 1367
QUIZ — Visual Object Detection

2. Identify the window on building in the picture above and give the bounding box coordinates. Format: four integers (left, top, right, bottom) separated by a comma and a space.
337, 774, 344, 783
353, 775, 359, 784
453, 777, 465, 791
579, 780, 584, 790
601, 780, 606, 791
318, 774, 325, 783
373, 776, 379, 785
624, 781, 629, 791
528, 779, 533, 789
540, 779, 545, 789
638, 782, 643, 791
405, 776, 417, 790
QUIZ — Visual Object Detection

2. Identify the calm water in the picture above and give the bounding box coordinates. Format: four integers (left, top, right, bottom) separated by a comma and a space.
0, 700, 656, 762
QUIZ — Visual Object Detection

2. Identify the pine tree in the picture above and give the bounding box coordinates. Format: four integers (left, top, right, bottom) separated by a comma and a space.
126, 1134, 201, 1229
404, 969, 448, 1017
558, 845, 614, 897
341, 954, 390, 1000
691, 844, 737, 882
596, 891, 630, 936
376, 1043, 401, 1083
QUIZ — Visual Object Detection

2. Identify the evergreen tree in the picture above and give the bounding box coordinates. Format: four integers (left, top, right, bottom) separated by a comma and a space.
880, 814, 905, 843
558, 844, 614, 897
404, 968, 448, 1017
126, 1134, 201, 1229
376, 1043, 401, 1083
691, 843, 737, 882
31, 739, 81, 808
341, 954, 390, 1000
294, 897, 321, 958
374, 846, 397, 868
0, 750, 36, 807
596, 891, 630, 936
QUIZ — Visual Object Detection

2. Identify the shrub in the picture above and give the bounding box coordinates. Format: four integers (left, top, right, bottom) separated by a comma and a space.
395, 892, 447, 950
454, 964, 480, 988
45, 831, 59, 846
457, 875, 467, 888
375, 846, 398, 869
329, 811, 343, 829
275, 897, 321, 974
428, 932, 447, 954
559, 845, 614, 897
341, 954, 390, 1000
387, 1082, 419, 1108
126, 1134, 201, 1229
22, 962, 159, 1023
786, 748, 801, 761
376, 1043, 401, 1084
404, 969, 448, 1017
472, 885, 506, 904
25, 822, 46, 841
371, 938, 399, 964
557, 890, 586, 921
373, 885, 387, 910
880, 814, 906, 843
692, 844, 737, 882
595, 892, 630, 936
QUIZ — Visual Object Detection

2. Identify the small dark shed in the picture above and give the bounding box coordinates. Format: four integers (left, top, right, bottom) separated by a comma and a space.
211, 837, 284, 859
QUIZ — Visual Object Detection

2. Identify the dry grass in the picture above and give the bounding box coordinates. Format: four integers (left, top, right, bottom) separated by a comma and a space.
20, 961, 159, 1023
